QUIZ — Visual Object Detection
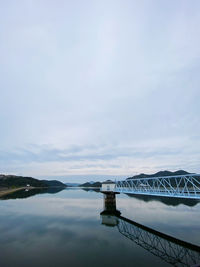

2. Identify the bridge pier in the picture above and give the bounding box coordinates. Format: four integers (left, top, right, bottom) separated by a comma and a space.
100, 180, 120, 213
100, 192, 121, 227
100, 180, 121, 227
101, 192, 120, 215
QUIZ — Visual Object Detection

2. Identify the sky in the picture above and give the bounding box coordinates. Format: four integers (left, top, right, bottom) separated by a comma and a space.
0, 0, 200, 183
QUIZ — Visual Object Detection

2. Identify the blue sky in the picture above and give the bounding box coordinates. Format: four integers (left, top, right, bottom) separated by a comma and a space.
0, 0, 200, 182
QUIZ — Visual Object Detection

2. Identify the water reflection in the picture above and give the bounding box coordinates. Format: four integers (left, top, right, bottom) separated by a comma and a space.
0, 187, 65, 200
81, 188, 100, 193
0, 188, 200, 267
3, 187, 200, 207
126, 193, 200, 207
101, 192, 200, 267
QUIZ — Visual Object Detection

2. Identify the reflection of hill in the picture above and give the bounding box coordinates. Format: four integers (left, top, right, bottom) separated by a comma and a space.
126, 193, 200, 207
81, 188, 100, 193
0, 187, 65, 200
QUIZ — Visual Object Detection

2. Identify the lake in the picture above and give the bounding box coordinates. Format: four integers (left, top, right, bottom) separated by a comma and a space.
0, 188, 200, 267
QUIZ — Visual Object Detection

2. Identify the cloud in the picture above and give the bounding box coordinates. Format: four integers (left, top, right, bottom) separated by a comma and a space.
0, 1, 200, 180
1, 136, 200, 182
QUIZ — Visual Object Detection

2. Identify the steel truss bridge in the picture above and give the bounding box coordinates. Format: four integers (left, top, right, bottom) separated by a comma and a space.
117, 215, 200, 267
115, 174, 200, 199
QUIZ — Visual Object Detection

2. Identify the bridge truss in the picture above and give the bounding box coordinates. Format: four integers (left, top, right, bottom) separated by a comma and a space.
117, 216, 200, 267
115, 174, 200, 199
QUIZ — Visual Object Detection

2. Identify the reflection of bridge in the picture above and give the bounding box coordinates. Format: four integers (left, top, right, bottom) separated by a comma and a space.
117, 216, 200, 267
100, 193, 200, 267
114, 174, 200, 199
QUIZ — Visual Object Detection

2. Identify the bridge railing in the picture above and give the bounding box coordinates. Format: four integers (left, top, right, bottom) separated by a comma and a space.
115, 174, 200, 199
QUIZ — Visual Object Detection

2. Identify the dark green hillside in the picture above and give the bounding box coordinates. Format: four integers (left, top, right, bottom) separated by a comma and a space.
41, 180, 66, 187
0, 174, 66, 188
127, 170, 191, 180
126, 170, 200, 188
80, 182, 102, 188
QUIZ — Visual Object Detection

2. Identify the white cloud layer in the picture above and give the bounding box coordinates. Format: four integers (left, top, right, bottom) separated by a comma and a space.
0, 0, 200, 181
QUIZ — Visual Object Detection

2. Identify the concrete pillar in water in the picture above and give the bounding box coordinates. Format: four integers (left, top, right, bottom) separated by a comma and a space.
100, 192, 121, 227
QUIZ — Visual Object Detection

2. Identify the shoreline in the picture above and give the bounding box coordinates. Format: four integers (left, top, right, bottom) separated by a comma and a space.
0, 187, 30, 197
0, 186, 67, 198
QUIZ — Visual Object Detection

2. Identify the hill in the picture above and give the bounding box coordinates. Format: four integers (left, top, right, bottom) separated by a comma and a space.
65, 183, 80, 187
80, 181, 102, 188
41, 180, 66, 187
126, 170, 191, 180
0, 174, 66, 188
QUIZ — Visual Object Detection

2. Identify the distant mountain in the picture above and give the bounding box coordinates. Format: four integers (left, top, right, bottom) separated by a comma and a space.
126, 170, 191, 180
0, 174, 66, 188
80, 181, 102, 188
41, 180, 66, 187
65, 183, 80, 187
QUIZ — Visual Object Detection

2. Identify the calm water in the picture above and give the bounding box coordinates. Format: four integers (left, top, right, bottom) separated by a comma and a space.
0, 188, 200, 267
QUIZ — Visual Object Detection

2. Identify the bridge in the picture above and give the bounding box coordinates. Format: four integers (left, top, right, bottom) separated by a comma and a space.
100, 193, 200, 267
101, 174, 200, 199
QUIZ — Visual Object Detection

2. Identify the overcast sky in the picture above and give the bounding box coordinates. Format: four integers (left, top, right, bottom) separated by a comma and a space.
0, 0, 200, 182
